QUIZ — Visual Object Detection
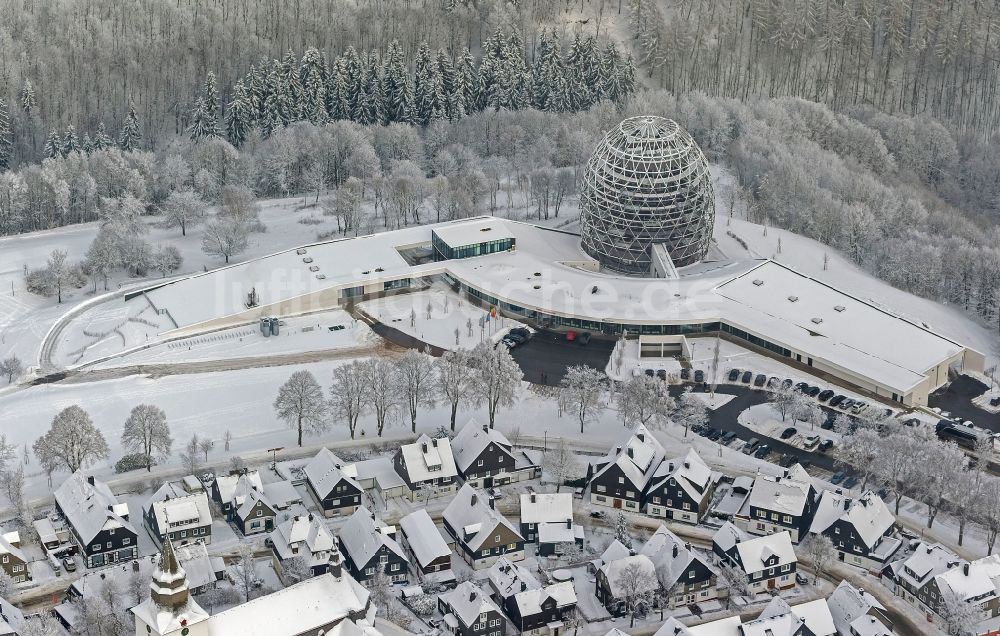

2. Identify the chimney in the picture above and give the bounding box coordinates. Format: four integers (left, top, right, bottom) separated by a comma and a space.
132, 560, 140, 573
775, 476, 781, 483
432, 439, 438, 447
566, 519, 572, 529
964, 563, 970, 576
422, 442, 428, 453
668, 462, 675, 472
636, 432, 645, 442
627, 447, 634, 459
482, 424, 489, 433
469, 590, 477, 603
672, 545, 678, 558
329, 545, 343, 581
530, 493, 536, 503
308, 513, 314, 522
471, 493, 478, 507
683, 461, 690, 469
521, 582, 527, 591
87, 476, 95, 486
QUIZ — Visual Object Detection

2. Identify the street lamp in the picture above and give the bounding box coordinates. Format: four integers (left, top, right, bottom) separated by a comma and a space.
267, 446, 284, 469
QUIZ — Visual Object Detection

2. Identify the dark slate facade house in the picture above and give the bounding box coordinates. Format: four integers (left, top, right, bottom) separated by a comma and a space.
210, 470, 263, 519
233, 488, 276, 536
587, 424, 665, 513
808, 489, 899, 570
268, 513, 338, 577
443, 484, 525, 570
393, 434, 459, 501
487, 557, 577, 636
518, 493, 583, 557
712, 522, 798, 593
54, 472, 138, 569
304, 448, 365, 517
399, 509, 455, 587
881, 541, 961, 614
438, 582, 506, 636
595, 554, 659, 616
644, 448, 718, 524
639, 525, 716, 607
338, 506, 410, 584
143, 479, 213, 547
0, 531, 30, 583
451, 421, 537, 487
736, 464, 817, 543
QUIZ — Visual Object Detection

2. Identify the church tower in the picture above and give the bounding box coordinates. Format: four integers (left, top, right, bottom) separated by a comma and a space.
132, 538, 210, 636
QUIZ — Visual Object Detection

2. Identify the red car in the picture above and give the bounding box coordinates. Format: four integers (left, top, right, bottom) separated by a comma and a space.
565, 331, 577, 341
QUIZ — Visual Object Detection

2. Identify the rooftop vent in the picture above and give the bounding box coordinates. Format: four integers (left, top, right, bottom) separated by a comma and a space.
375, 267, 384, 272
480, 227, 492, 232
296, 248, 307, 255
787, 295, 799, 303
811, 317, 823, 324
752, 279, 764, 286
303, 257, 313, 264
309, 265, 320, 272
316, 274, 326, 280
834, 305, 846, 312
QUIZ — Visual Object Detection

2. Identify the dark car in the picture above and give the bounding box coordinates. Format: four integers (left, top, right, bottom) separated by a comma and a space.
819, 439, 834, 452
694, 370, 705, 383
828, 394, 845, 407
820, 419, 834, 430
781, 379, 794, 390
795, 382, 809, 392
830, 471, 845, 484
502, 333, 526, 348
754, 444, 771, 459
753, 374, 767, 387
589, 510, 607, 519
839, 398, 855, 410
903, 418, 920, 427
656, 369, 667, 381
721, 431, 737, 444
728, 368, 741, 382
578, 332, 592, 345
691, 424, 707, 434
780, 427, 798, 439
680, 368, 690, 380
766, 376, 780, 389
697, 427, 712, 437
805, 386, 821, 397
992, 397, 1000, 407
708, 429, 723, 441
742, 438, 760, 454
779, 454, 796, 467
741, 370, 753, 383
510, 327, 531, 340
842, 475, 859, 489
818, 389, 834, 401
644, 369, 655, 377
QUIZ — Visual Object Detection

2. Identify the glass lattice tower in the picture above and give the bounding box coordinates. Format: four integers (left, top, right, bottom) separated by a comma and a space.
580, 116, 715, 274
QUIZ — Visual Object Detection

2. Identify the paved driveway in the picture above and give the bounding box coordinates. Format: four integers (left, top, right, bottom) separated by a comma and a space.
929, 374, 1000, 432
509, 331, 614, 385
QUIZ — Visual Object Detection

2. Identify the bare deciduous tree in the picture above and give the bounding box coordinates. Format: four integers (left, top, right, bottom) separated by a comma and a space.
557, 365, 604, 433
542, 439, 581, 492
274, 370, 328, 446
395, 349, 436, 433
120, 404, 172, 471
330, 360, 367, 439
33, 405, 109, 474
435, 348, 474, 431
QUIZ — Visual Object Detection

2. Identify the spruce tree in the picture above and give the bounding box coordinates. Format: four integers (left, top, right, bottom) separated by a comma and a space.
259, 68, 286, 137
531, 29, 554, 110
189, 72, 222, 140
62, 125, 80, 155
381, 40, 411, 123
246, 62, 268, 123
119, 102, 142, 151
342, 47, 365, 120
44, 128, 61, 159
327, 58, 351, 121
455, 48, 479, 116
436, 49, 460, 120
225, 79, 254, 147
278, 50, 302, 123
20, 80, 36, 118
0, 99, 12, 170
601, 41, 624, 103
203, 71, 220, 122
412, 42, 439, 126
360, 51, 385, 126
94, 122, 112, 150
81, 133, 94, 154
299, 47, 329, 124
478, 28, 505, 111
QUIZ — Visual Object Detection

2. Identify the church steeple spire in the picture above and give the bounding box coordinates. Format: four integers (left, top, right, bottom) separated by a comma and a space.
150, 537, 190, 610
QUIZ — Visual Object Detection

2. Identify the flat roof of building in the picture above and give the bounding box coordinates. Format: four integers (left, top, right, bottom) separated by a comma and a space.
136, 217, 972, 395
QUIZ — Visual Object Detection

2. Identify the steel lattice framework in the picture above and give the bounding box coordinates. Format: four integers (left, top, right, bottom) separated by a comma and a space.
580, 116, 715, 274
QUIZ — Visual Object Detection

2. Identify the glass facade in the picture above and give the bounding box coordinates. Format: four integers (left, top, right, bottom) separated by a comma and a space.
432, 231, 515, 261
384, 278, 411, 291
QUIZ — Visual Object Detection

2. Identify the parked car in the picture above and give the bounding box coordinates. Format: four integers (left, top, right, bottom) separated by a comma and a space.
794, 382, 809, 392
818, 439, 834, 452
502, 333, 526, 348
721, 431, 737, 444
778, 454, 796, 467
851, 401, 868, 414
589, 510, 607, 519
842, 475, 859, 489
992, 397, 1000, 407
741, 370, 753, 383
820, 418, 835, 430
565, 331, 577, 342
839, 398, 855, 410
708, 429, 723, 441
691, 424, 707, 435
805, 386, 821, 397
694, 369, 705, 383
680, 368, 690, 380
781, 379, 794, 390
742, 437, 760, 454
753, 374, 767, 387
754, 444, 771, 459
510, 327, 531, 340
780, 427, 798, 439
903, 418, 920, 427
577, 332, 592, 345
818, 389, 834, 401
728, 368, 741, 382
656, 369, 667, 381
803, 434, 820, 449
644, 369, 655, 377
796, 573, 810, 585
828, 394, 846, 407
63, 557, 77, 572
766, 376, 780, 389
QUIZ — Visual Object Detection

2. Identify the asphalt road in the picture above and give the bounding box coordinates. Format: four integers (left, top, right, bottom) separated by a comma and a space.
929, 374, 1000, 431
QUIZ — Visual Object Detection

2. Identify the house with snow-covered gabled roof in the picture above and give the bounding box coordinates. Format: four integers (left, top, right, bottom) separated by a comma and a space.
304, 448, 365, 517
929, 555, 1000, 635
487, 557, 576, 635
827, 580, 895, 636
808, 490, 899, 571
587, 424, 666, 513
54, 471, 138, 569
712, 523, 797, 593
0, 531, 29, 583
736, 464, 817, 543
880, 541, 963, 610
451, 420, 538, 488
398, 509, 454, 586
639, 525, 716, 608
518, 492, 583, 557
210, 470, 263, 518
438, 581, 505, 636
143, 478, 212, 547
595, 553, 659, 616
644, 448, 719, 524
338, 506, 409, 584
269, 513, 338, 577
443, 484, 524, 570
393, 434, 459, 501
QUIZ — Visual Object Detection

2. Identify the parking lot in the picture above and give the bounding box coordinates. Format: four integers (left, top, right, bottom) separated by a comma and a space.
508, 330, 615, 385
929, 374, 1000, 432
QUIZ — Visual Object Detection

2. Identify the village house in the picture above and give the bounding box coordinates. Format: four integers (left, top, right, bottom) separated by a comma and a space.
451, 421, 538, 488
398, 509, 455, 587
827, 580, 895, 636
487, 557, 577, 636
518, 493, 583, 557
713, 522, 798, 592
587, 424, 665, 513
443, 484, 524, 570
643, 448, 719, 524
393, 434, 459, 501
735, 465, 818, 543
594, 553, 659, 616
808, 489, 899, 571
0, 531, 29, 583
54, 471, 138, 569
143, 477, 213, 546
269, 513, 338, 577
639, 526, 716, 608
338, 506, 410, 584
304, 448, 365, 517
438, 581, 506, 636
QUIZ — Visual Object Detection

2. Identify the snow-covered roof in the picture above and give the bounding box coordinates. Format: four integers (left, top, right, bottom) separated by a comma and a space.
451, 420, 512, 473
352, 456, 407, 491
262, 479, 302, 509
144, 480, 212, 533
712, 521, 746, 555
73, 541, 220, 600
519, 492, 573, 524
304, 448, 362, 497
748, 470, 813, 516
592, 424, 666, 491
142, 218, 976, 398
440, 582, 500, 628
827, 581, 892, 636
809, 490, 894, 548
432, 218, 515, 248
598, 539, 633, 566
236, 487, 273, 521
442, 484, 521, 551
512, 581, 577, 618
599, 554, 658, 599
204, 571, 371, 636
270, 514, 336, 566
732, 531, 796, 575
54, 471, 135, 544
398, 435, 458, 484
639, 525, 710, 587
935, 554, 1000, 604
338, 506, 408, 568
739, 597, 834, 636
650, 448, 714, 501
214, 471, 263, 507
656, 616, 743, 636
488, 556, 540, 599
0, 532, 25, 565
890, 542, 961, 589
537, 521, 583, 545
0, 596, 24, 636
653, 618, 693, 636
399, 509, 450, 568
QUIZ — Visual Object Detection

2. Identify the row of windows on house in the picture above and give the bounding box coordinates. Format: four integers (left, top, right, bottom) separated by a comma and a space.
593, 495, 639, 509
93, 537, 131, 550
168, 526, 208, 540
480, 544, 518, 557
756, 509, 795, 524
